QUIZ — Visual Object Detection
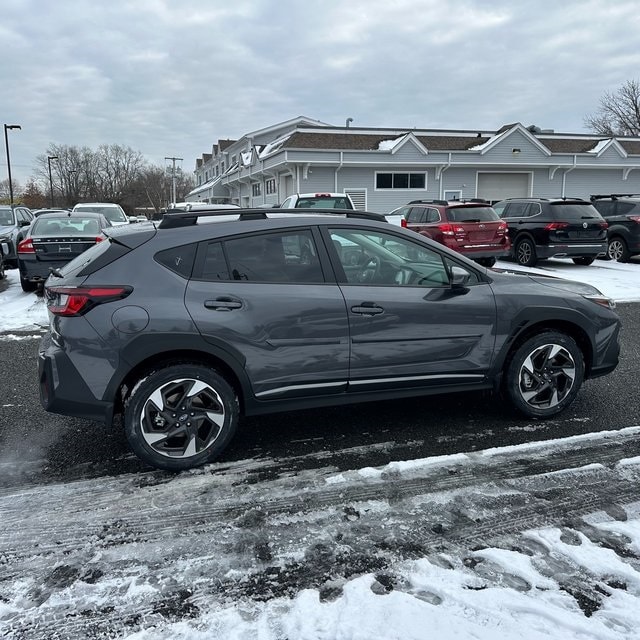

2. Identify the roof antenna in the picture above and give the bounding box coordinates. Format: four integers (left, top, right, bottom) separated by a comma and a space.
345, 117, 353, 128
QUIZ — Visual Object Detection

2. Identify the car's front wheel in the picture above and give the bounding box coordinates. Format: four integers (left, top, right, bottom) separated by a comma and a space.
515, 238, 537, 267
124, 363, 239, 471
607, 237, 630, 262
505, 331, 584, 418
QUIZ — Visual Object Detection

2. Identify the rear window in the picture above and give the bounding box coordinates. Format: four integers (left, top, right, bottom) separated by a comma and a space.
33, 217, 102, 236
295, 197, 352, 209
61, 238, 131, 277
549, 203, 602, 220
447, 206, 499, 222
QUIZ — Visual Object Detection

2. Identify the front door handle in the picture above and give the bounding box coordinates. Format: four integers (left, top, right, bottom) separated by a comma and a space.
351, 302, 384, 316
204, 297, 243, 311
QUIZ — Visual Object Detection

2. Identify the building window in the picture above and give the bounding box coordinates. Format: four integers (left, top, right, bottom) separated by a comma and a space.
375, 172, 426, 190
216, 166, 219, 176
252, 182, 262, 197
265, 178, 277, 195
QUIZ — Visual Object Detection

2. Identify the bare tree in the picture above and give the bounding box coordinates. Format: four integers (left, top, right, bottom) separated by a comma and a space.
585, 79, 640, 136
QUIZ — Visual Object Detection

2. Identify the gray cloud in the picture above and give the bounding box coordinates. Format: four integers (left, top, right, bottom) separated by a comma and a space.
2, 0, 640, 184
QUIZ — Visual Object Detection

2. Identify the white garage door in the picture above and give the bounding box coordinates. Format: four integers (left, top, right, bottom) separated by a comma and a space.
477, 173, 530, 202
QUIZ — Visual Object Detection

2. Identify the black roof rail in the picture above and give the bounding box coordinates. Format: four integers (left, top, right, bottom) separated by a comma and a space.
408, 199, 449, 206
590, 193, 640, 201
158, 207, 387, 229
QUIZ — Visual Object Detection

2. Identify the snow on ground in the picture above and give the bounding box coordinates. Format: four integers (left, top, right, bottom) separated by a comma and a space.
1, 259, 640, 639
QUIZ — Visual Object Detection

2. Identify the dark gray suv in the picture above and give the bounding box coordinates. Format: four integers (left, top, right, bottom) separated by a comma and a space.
38, 208, 621, 470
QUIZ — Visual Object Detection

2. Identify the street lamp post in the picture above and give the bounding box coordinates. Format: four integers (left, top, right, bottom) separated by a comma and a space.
47, 156, 59, 207
3, 124, 21, 205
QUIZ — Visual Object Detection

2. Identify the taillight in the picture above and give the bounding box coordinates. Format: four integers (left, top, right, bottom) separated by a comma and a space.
496, 222, 508, 235
46, 286, 132, 317
438, 223, 465, 237
400, 219, 407, 228
599, 221, 608, 229
18, 238, 35, 254
544, 222, 569, 231
95, 235, 105, 243
629, 216, 640, 224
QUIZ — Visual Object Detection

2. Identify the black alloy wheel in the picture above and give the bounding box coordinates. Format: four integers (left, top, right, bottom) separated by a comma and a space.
505, 331, 584, 418
124, 363, 239, 471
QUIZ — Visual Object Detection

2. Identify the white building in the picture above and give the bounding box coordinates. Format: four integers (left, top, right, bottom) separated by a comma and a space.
187, 116, 640, 212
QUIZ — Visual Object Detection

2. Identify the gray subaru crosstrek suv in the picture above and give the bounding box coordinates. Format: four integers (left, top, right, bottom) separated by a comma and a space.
39, 208, 621, 471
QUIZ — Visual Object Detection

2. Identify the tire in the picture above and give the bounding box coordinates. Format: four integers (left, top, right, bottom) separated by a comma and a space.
572, 257, 595, 266
0, 261, 5, 280
606, 237, 630, 263
20, 276, 37, 292
515, 238, 537, 267
124, 363, 239, 471
505, 331, 584, 419
476, 257, 496, 268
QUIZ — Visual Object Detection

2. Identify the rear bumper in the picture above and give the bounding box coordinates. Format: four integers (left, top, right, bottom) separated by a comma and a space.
19, 259, 55, 282
38, 332, 114, 424
537, 242, 607, 260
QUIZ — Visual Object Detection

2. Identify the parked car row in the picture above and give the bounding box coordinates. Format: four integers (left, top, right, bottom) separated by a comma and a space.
0, 202, 137, 294
387, 195, 640, 268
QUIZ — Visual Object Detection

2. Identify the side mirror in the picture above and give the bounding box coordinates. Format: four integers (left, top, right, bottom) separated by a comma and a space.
450, 266, 472, 290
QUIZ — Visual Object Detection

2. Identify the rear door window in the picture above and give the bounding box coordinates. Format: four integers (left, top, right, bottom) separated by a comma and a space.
195, 230, 325, 284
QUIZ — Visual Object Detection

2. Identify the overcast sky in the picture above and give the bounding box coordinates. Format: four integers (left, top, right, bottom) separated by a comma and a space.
2, 0, 640, 186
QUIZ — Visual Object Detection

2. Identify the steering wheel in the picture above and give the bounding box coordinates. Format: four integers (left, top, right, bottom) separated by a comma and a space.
358, 255, 382, 283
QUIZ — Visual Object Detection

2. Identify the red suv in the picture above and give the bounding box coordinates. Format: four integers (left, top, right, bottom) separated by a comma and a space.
390, 200, 510, 267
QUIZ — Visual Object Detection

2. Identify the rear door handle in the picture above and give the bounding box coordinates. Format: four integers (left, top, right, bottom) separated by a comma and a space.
351, 302, 384, 316
204, 297, 243, 311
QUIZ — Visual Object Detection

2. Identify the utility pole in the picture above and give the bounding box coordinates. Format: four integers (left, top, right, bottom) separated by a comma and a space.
164, 156, 183, 207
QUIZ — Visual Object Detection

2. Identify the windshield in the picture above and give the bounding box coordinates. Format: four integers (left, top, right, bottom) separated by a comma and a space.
75, 205, 127, 223
0, 209, 15, 226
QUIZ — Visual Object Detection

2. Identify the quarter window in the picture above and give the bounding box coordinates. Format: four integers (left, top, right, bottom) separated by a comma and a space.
375, 172, 426, 190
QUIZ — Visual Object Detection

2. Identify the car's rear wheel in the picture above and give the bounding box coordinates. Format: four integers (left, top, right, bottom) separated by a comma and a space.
505, 331, 584, 418
124, 364, 239, 471
572, 257, 595, 266
607, 237, 630, 262
515, 238, 537, 267
20, 276, 37, 292
0, 261, 5, 280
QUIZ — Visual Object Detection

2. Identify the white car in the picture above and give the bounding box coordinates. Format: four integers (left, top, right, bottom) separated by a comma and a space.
280, 193, 355, 209
72, 203, 130, 227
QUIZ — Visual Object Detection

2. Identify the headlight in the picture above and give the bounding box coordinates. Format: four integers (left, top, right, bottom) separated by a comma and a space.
582, 293, 616, 310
